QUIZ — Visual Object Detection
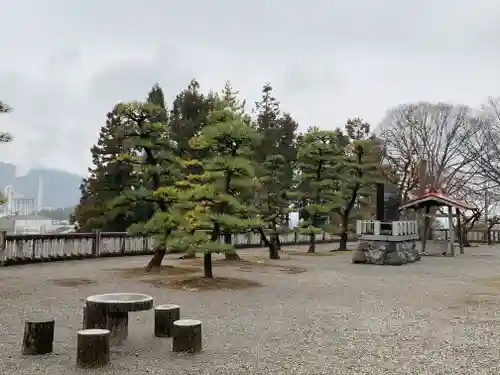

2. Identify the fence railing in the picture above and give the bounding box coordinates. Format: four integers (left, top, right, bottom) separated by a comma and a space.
0, 231, 348, 266
2, 227, 498, 266
434, 229, 500, 243
356, 220, 419, 236
356, 221, 500, 244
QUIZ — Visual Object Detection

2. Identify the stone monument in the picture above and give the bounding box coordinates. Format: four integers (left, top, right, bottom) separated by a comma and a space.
352, 183, 421, 265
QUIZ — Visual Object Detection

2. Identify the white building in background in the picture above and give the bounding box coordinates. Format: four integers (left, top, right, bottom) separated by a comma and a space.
2, 175, 44, 216
0, 214, 54, 234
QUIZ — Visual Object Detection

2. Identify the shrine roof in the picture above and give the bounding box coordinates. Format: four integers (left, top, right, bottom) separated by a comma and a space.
399, 189, 475, 211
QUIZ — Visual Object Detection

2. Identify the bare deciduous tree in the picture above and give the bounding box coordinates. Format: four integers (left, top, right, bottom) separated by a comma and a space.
466, 97, 500, 189
378, 102, 479, 201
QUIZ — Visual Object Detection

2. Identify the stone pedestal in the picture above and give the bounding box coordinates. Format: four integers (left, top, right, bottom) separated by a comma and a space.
352, 240, 420, 265
76, 329, 110, 368
172, 319, 202, 353
22, 314, 55, 355
155, 304, 181, 337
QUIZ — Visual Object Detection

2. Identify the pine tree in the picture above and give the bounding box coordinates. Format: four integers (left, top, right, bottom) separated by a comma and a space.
333, 118, 384, 250
147, 83, 168, 123
295, 128, 345, 253
0, 101, 10, 113
184, 96, 261, 277
254, 154, 290, 259
0, 101, 12, 143
112, 100, 179, 270
255, 83, 281, 164
215, 81, 250, 260
170, 79, 212, 159
73, 105, 136, 232
254, 83, 298, 240
276, 112, 298, 191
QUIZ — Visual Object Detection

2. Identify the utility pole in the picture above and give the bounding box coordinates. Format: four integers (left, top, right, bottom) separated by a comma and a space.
484, 181, 489, 223
484, 181, 490, 244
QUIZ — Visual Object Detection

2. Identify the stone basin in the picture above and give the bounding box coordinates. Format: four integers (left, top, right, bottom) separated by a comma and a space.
86, 293, 154, 313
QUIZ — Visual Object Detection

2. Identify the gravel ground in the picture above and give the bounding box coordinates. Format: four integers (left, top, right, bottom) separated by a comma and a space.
1, 243, 500, 374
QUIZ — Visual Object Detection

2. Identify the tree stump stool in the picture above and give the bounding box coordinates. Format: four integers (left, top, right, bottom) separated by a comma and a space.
155, 304, 180, 337
172, 319, 202, 353
22, 314, 55, 355
82, 304, 106, 330
76, 329, 110, 368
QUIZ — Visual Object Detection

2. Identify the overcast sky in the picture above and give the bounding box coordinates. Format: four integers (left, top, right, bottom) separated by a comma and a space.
1, 0, 500, 176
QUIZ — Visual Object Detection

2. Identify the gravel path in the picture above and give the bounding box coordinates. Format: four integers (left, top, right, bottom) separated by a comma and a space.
1, 243, 500, 374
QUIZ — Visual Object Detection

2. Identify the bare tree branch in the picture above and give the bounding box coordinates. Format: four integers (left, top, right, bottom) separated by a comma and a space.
377, 102, 479, 200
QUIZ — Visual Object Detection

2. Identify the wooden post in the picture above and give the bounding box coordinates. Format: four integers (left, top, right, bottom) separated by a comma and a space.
155, 304, 181, 337
419, 159, 429, 254
76, 329, 110, 368
448, 205, 455, 257
22, 314, 55, 355
421, 206, 430, 254
457, 208, 464, 254
172, 319, 202, 353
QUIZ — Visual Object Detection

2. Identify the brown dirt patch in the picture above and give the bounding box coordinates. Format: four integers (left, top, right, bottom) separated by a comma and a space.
185, 258, 306, 275
286, 250, 350, 256
108, 265, 200, 278
143, 276, 261, 291
50, 278, 96, 287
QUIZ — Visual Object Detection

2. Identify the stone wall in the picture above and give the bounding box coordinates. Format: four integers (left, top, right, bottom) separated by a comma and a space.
352, 240, 420, 265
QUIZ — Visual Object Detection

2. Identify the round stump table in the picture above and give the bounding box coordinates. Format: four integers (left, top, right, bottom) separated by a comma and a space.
85, 293, 154, 345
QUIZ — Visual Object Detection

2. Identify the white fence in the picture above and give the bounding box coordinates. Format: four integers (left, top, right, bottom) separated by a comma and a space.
356, 220, 419, 236
0, 231, 343, 265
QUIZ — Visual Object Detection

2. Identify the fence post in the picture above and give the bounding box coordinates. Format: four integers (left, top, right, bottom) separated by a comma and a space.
0, 231, 6, 265
91, 230, 101, 257
120, 236, 126, 254
31, 238, 37, 260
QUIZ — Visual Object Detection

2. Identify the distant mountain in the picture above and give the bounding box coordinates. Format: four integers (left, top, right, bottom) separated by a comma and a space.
0, 162, 83, 208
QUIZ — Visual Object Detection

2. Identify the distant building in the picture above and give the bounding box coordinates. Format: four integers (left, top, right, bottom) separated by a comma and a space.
0, 214, 53, 234
2, 176, 43, 216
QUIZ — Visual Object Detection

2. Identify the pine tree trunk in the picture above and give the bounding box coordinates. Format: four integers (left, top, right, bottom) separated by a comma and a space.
275, 235, 282, 251
271, 220, 282, 251
335, 215, 349, 251
178, 230, 197, 259
308, 233, 315, 253
146, 245, 166, 271
336, 231, 348, 252
259, 228, 279, 260
223, 232, 240, 260
203, 252, 213, 278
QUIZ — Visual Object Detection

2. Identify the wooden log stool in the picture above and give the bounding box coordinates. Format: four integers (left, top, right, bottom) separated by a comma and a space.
82, 304, 106, 329
22, 313, 55, 355
76, 329, 110, 368
154, 304, 180, 337
172, 319, 202, 353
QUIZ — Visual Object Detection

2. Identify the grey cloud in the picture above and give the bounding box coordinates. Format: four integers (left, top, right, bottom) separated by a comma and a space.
1, 0, 500, 174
